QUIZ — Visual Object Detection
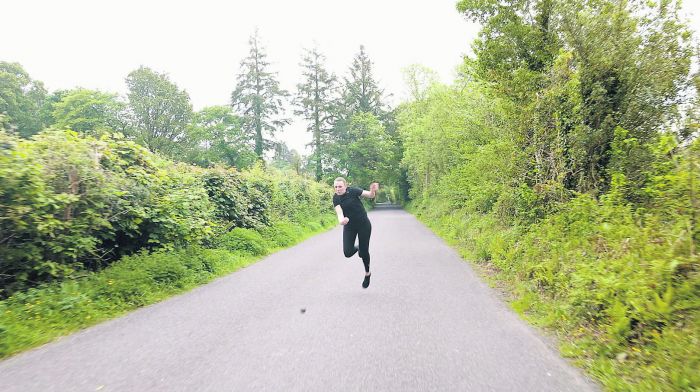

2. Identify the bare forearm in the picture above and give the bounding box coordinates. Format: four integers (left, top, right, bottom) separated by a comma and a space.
335, 206, 345, 222
361, 183, 379, 199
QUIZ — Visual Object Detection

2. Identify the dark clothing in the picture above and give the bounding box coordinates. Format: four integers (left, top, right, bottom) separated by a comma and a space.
343, 220, 372, 272
333, 187, 369, 225
334, 187, 372, 272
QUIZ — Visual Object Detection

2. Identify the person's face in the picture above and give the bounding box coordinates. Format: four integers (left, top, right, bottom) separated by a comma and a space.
334, 181, 347, 195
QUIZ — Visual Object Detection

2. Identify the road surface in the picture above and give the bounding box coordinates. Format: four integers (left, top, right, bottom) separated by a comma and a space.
0, 205, 598, 391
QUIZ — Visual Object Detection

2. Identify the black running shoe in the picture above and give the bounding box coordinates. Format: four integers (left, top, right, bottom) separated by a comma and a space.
362, 273, 371, 289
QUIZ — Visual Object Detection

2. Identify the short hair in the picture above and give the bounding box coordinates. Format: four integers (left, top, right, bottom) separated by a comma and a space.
334, 177, 347, 185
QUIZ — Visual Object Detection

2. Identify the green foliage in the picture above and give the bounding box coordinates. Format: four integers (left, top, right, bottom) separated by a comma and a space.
399, 2, 699, 387
270, 142, 303, 174
398, 77, 514, 204
125, 66, 193, 157
294, 46, 338, 181
50, 88, 127, 136
457, 0, 559, 100
331, 112, 395, 187
215, 228, 270, 256
231, 30, 290, 159
0, 62, 47, 137
259, 221, 300, 247
0, 128, 333, 298
402, 64, 439, 102
144, 166, 216, 249
0, 130, 70, 293
201, 167, 261, 228
342, 45, 387, 119
184, 105, 256, 169
457, 0, 693, 196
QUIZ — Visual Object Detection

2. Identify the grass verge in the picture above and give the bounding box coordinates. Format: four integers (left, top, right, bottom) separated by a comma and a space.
407, 202, 699, 392
0, 215, 335, 359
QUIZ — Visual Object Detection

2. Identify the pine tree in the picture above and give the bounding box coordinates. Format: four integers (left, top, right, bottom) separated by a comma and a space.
231, 30, 289, 160
342, 45, 386, 118
294, 46, 339, 181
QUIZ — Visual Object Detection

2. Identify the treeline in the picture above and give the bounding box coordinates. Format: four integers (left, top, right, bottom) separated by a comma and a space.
397, 0, 698, 390
0, 32, 400, 189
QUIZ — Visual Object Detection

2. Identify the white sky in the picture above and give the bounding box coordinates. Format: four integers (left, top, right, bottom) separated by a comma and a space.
2, 0, 699, 153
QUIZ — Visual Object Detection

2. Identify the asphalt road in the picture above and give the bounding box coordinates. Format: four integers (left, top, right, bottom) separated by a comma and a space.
0, 205, 599, 391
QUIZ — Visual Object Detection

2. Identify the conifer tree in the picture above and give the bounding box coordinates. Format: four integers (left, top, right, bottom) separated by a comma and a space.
294, 46, 338, 181
231, 31, 289, 160
342, 45, 386, 118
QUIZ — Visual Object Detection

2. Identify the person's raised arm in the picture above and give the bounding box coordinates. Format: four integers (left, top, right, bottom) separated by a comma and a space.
335, 205, 349, 225
361, 182, 379, 199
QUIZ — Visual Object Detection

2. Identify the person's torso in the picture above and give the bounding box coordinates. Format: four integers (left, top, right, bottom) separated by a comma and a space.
333, 187, 369, 224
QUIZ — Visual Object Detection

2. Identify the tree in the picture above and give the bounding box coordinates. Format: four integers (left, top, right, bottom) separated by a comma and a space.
557, 0, 693, 193
457, 0, 560, 100
231, 31, 289, 160
125, 66, 193, 157
50, 88, 127, 136
38, 89, 70, 129
402, 64, 439, 102
270, 141, 302, 174
341, 45, 387, 119
0, 62, 47, 137
184, 105, 256, 168
333, 112, 394, 187
0, 113, 11, 133
294, 46, 339, 181
458, 0, 693, 195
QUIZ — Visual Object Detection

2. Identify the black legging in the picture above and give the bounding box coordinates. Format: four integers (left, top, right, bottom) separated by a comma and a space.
343, 220, 372, 272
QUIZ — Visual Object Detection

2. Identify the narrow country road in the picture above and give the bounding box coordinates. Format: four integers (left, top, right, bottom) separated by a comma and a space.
0, 205, 599, 391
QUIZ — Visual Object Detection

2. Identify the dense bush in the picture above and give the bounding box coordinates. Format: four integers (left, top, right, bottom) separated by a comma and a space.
399, 14, 699, 382
215, 228, 270, 256
402, 87, 700, 389
259, 221, 300, 247
0, 129, 333, 298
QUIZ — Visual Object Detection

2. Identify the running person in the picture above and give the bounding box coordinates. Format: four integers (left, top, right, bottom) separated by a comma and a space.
333, 177, 379, 288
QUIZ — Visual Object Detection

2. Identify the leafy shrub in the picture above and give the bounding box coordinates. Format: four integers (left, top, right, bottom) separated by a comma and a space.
142, 166, 216, 249
1, 129, 334, 297
201, 168, 260, 229
259, 221, 301, 247
216, 228, 270, 256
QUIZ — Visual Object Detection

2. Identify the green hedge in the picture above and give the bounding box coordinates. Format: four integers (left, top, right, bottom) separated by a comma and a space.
0, 129, 333, 298
410, 166, 700, 390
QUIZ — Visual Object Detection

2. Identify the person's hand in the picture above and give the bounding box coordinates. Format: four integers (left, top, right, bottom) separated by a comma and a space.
340, 217, 349, 225
370, 182, 379, 192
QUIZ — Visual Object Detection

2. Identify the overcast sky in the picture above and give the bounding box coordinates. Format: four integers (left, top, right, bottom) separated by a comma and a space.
2, 0, 699, 153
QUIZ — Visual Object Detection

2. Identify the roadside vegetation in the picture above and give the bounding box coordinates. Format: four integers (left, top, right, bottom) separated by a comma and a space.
397, 1, 699, 390
2, 1, 699, 388
0, 129, 335, 358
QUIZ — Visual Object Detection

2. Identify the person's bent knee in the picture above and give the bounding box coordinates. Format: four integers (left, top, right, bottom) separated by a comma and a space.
343, 246, 357, 258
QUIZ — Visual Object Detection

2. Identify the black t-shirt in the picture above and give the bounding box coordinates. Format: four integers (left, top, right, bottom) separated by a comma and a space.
333, 187, 368, 224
